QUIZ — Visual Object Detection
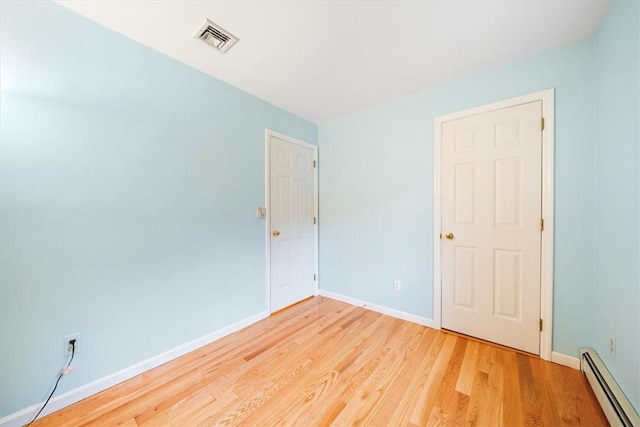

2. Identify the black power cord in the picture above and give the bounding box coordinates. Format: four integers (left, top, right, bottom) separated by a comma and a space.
25, 340, 76, 426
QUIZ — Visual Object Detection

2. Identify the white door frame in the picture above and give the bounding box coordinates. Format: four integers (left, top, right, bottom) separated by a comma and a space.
265, 129, 319, 313
433, 89, 555, 361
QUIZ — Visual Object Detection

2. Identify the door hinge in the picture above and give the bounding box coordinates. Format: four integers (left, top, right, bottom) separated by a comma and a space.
313, 273, 317, 281
539, 319, 543, 331
541, 117, 545, 131
540, 218, 544, 232
313, 160, 316, 168
439, 233, 442, 240
313, 217, 316, 225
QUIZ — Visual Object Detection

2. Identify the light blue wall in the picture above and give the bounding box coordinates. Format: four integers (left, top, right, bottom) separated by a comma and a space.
0, 1, 316, 417
593, 0, 639, 410
319, 39, 597, 356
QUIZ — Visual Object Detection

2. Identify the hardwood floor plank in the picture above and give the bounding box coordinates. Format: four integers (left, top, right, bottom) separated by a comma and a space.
464, 370, 489, 426
277, 314, 403, 425
243, 315, 407, 426
407, 334, 458, 426
352, 326, 438, 424
455, 339, 480, 396
428, 337, 468, 426
377, 331, 448, 426
502, 350, 524, 426
475, 373, 502, 427
208, 303, 360, 400
208, 311, 386, 425
327, 320, 425, 426
453, 392, 471, 426
530, 357, 563, 426
31, 297, 607, 427
159, 389, 216, 425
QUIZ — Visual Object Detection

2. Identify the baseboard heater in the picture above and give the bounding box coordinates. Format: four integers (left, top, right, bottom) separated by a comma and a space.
580, 347, 640, 427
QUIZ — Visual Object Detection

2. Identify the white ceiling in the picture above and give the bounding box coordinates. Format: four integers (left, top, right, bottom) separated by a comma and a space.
55, 0, 610, 123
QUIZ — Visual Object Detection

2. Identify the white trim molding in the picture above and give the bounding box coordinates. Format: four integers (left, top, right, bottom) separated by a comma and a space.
265, 129, 319, 313
0, 311, 269, 427
433, 89, 555, 361
319, 290, 436, 328
551, 351, 581, 370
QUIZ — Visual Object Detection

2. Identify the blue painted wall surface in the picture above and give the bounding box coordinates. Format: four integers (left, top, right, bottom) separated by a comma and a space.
0, 1, 316, 417
319, 39, 597, 355
593, 0, 639, 410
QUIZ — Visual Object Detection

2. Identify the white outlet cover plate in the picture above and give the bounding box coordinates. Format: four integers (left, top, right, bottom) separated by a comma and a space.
63, 333, 81, 356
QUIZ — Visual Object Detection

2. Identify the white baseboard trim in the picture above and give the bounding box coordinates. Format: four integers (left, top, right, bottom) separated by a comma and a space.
0, 311, 269, 427
319, 290, 436, 329
551, 351, 581, 370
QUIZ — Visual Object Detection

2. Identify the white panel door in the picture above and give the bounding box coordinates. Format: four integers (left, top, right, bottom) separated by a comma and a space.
269, 134, 316, 312
441, 101, 542, 354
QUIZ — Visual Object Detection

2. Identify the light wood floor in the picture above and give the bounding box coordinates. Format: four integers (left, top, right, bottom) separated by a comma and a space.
34, 296, 607, 426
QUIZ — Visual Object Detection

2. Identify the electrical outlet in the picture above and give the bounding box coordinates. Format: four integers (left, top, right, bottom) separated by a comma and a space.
393, 280, 402, 292
63, 333, 81, 357
256, 207, 266, 219
609, 334, 616, 358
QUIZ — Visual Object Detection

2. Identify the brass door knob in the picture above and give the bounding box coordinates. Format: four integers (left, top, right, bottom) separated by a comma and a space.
445, 232, 454, 240
272, 230, 280, 236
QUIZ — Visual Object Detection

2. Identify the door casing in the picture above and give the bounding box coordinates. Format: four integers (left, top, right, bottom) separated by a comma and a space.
433, 89, 555, 361
265, 129, 319, 313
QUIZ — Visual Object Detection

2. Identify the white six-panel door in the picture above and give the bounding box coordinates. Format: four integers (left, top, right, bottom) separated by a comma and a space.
441, 101, 542, 354
268, 132, 317, 312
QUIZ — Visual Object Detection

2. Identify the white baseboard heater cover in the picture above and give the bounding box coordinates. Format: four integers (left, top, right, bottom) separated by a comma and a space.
580, 347, 640, 427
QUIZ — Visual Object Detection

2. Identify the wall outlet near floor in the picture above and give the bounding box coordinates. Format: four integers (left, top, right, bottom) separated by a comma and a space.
393, 280, 402, 292
64, 333, 81, 357
609, 334, 616, 357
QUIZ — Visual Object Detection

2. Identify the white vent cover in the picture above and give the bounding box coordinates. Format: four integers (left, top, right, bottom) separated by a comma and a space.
195, 19, 238, 53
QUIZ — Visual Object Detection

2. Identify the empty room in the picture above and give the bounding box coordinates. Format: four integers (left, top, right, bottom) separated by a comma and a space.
1, 0, 638, 426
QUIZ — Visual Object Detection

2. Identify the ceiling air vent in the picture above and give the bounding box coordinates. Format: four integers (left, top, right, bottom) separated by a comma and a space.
195, 19, 238, 53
